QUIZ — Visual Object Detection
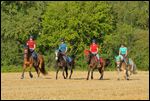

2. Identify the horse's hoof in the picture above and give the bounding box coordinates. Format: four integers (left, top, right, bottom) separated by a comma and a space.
86, 78, 89, 80
117, 78, 120, 80
21, 77, 24, 79
30, 75, 33, 78
99, 78, 103, 80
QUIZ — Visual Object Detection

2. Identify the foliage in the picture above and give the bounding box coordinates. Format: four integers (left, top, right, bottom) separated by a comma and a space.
1, 1, 149, 71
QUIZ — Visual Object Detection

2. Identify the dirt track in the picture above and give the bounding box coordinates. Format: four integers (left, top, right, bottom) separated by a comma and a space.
1, 71, 149, 100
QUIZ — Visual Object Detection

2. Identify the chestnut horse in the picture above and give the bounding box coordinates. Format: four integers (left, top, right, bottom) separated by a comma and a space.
21, 46, 47, 79
84, 50, 110, 80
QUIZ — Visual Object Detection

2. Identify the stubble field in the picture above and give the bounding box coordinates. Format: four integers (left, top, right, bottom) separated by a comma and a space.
1, 71, 149, 100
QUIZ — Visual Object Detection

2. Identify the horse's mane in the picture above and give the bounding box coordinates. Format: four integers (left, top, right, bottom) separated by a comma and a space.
58, 52, 65, 62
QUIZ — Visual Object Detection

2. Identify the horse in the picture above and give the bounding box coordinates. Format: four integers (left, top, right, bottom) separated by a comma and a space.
55, 50, 75, 79
21, 46, 47, 79
115, 55, 130, 80
128, 58, 137, 75
84, 50, 110, 80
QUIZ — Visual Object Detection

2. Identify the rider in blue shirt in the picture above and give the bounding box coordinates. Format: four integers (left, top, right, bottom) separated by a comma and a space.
58, 39, 68, 62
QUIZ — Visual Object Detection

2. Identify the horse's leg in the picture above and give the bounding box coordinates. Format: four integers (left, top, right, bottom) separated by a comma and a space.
37, 68, 40, 78
69, 69, 73, 79
87, 67, 91, 80
126, 65, 129, 80
91, 68, 95, 80
56, 67, 60, 80
69, 65, 73, 79
98, 68, 101, 79
29, 64, 33, 78
117, 67, 120, 80
100, 69, 104, 80
63, 67, 66, 79
65, 66, 68, 79
98, 65, 104, 80
34, 66, 39, 77
123, 69, 126, 80
21, 64, 26, 79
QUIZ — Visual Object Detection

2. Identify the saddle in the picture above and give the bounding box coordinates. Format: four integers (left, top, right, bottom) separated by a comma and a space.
30, 51, 38, 66
90, 54, 103, 64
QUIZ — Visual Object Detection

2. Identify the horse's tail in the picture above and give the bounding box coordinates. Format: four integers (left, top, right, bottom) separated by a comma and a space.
104, 59, 111, 67
71, 58, 75, 69
40, 61, 48, 75
133, 64, 137, 74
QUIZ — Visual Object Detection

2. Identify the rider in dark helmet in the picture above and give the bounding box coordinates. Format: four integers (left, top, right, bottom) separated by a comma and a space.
89, 39, 101, 67
26, 35, 38, 66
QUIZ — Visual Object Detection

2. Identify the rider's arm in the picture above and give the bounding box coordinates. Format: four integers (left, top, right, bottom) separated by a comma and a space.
26, 41, 29, 46
125, 49, 128, 57
96, 47, 98, 53
33, 44, 36, 50
119, 48, 121, 55
33, 41, 36, 50
65, 47, 67, 53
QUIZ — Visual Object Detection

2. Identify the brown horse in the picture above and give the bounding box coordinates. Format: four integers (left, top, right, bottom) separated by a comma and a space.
84, 50, 110, 80
21, 46, 47, 79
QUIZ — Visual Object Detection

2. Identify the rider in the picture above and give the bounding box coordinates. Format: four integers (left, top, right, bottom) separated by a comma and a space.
119, 44, 128, 65
26, 35, 38, 65
58, 38, 68, 62
89, 39, 101, 67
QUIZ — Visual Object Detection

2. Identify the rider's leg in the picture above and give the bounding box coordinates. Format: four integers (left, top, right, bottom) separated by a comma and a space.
122, 55, 127, 64
96, 53, 101, 67
62, 55, 67, 62
96, 54, 100, 64
32, 50, 38, 66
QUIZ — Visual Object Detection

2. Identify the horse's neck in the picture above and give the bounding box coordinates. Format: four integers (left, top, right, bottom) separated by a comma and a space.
24, 52, 32, 62
58, 55, 64, 61
90, 56, 97, 64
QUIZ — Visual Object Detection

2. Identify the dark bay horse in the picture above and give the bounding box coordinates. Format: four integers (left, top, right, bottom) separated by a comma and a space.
55, 50, 75, 79
84, 50, 110, 80
21, 46, 47, 79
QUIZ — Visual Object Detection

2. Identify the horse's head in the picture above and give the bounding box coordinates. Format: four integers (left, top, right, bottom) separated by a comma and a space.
24, 45, 30, 59
55, 50, 64, 61
55, 50, 59, 61
84, 49, 90, 62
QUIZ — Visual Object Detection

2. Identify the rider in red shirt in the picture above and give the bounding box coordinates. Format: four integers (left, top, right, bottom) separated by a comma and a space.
90, 39, 101, 67
26, 36, 38, 65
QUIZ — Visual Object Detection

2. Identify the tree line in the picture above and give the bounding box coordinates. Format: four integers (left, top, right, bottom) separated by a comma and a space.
1, 1, 149, 70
